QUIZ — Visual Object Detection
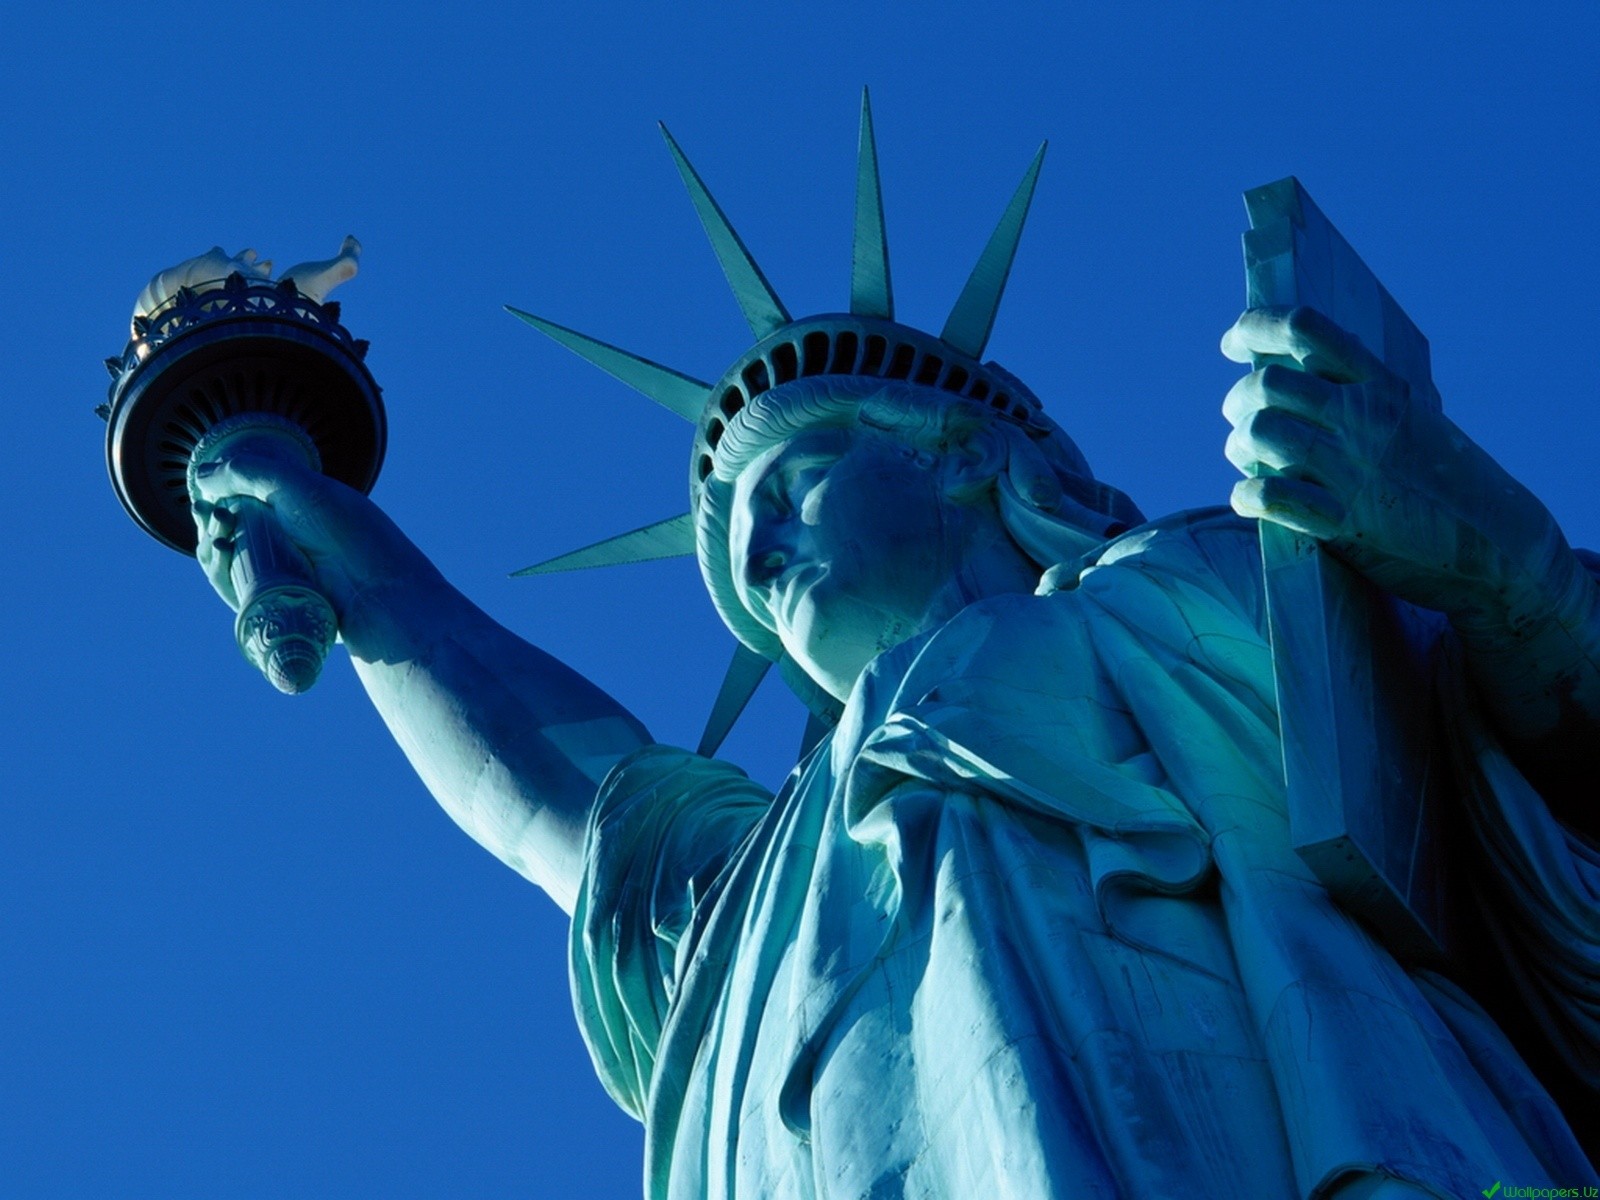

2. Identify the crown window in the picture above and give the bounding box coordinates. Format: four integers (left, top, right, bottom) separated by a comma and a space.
771, 342, 798, 385
861, 334, 888, 374
886, 344, 915, 380
802, 331, 830, 376
830, 331, 859, 373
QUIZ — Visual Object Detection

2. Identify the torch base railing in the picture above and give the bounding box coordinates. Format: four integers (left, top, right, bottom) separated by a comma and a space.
104, 271, 384, 695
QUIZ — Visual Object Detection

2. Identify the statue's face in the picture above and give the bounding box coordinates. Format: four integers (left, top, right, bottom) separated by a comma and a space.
727, 425, 979, 701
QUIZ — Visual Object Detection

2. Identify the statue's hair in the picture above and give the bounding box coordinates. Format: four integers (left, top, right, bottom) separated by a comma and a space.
696, 376, 1144, 665
713, 377, 1002, 478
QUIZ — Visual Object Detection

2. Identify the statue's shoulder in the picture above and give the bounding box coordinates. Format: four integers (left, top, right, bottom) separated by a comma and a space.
1042, 506, 1262, 599
872, 509, 1265, 712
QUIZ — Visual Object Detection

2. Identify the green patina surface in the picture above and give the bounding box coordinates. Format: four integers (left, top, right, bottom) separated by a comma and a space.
133, 95, 1600, 1197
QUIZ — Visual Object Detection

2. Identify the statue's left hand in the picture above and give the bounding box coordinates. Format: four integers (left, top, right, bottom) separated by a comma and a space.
1220, 305, 1575, 630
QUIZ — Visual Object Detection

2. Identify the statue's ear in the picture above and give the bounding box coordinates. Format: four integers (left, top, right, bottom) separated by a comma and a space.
1001, 432, 1065, 513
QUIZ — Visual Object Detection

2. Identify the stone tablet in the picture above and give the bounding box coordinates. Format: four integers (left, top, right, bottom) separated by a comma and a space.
1243, 177, 1452, 962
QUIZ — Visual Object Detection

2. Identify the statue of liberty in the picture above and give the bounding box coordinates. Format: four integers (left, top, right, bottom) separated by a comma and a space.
155, 98, 1597, 1197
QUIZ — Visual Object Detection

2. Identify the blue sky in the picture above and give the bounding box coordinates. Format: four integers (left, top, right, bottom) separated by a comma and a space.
5, 3, 1599, 1196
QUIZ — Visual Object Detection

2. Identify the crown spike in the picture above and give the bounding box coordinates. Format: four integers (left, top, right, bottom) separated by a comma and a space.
940, 142, 1047, 359
512, 512, 695, 577
850, 88, 893, 320
660, 123, 791, 339
506, 307, 709, 421
698, 643, 773, 757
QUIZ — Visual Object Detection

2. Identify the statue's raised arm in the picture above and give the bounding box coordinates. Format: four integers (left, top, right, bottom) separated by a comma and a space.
118, 242, 651, 914
189, 448, 651, 912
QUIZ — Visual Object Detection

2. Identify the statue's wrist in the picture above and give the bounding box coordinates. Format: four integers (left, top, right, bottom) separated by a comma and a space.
1449, 543, 1600, 739
1451, 529, 1590, 643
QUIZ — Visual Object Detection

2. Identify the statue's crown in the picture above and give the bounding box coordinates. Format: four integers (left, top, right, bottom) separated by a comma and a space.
509, 92, 1057, 753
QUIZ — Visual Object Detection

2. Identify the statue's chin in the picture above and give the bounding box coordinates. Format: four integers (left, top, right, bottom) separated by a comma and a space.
778, 611, 859, 702
781, 599, 930, 703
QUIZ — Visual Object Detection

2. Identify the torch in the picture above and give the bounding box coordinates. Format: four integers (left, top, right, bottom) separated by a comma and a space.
101, 245, 386, 693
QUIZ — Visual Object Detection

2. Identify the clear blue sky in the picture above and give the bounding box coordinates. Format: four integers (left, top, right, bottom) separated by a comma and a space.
5, 3, 1598, 1196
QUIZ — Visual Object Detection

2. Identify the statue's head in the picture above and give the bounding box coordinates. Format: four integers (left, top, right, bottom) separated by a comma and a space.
695, 375, 1139, 699
513, 95, 1140, 723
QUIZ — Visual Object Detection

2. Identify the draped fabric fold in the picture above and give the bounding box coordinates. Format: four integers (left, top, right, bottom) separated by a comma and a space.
1438, 640, 1600, 1091
569, 511, 1597, 1199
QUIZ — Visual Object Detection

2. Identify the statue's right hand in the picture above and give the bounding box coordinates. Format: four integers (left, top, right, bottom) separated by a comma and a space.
190, 454, 428, 622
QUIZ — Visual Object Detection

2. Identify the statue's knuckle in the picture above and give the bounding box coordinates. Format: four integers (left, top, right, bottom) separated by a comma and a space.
1224, 430, 1256, 470
1233, 477, 1268, 512
1222, 380, 1254, 424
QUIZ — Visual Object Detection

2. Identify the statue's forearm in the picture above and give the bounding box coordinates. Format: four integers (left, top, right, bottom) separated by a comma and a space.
1451, 542, 1600, 737
341, 575, 652, 914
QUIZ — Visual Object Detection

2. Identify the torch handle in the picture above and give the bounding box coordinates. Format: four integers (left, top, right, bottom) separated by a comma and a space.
189, 413, 338, 695
228, 499, 338, 694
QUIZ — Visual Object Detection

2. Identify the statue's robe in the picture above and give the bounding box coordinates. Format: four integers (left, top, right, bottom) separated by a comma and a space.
569, 510, 1600, 1199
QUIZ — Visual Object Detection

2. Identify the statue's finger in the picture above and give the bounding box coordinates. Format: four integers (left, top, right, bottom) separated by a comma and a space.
192, 496, 228, 547
194, 534, 240, 611
1226, 407, 1326, 474
193, 501, 237, 544
1230, 476, 1345, 540
1223, 364, 1338, 427
1228, 407, 1363, 496
1222, 306, 1387, 384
